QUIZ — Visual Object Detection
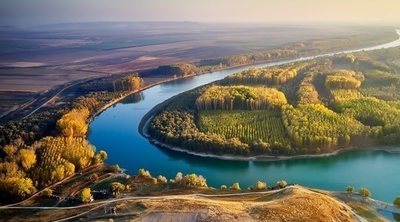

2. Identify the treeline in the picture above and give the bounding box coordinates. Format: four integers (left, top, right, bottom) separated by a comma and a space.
199, 49, 298, 67
282, 104, 367, 153
325, 70, 363, 90
144, 63, 197, 78
297, 72, 320, 104
195, 86, 287, 111
222, 62, 313, 86
113, 73, 144, 92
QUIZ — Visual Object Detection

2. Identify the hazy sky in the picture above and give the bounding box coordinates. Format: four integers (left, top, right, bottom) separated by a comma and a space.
1, 0, 399, 26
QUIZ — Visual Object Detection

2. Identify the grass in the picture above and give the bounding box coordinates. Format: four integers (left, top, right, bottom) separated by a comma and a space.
198, 110, 290, 146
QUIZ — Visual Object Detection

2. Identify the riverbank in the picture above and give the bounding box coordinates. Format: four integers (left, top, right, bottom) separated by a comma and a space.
140, 105, 400, 161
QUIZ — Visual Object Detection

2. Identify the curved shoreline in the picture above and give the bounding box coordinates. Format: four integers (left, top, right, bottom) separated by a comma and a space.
138, 96, 400, 161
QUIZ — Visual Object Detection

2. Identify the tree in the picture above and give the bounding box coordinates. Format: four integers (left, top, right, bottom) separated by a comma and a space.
359, 187, 371, 198
17, 149, 36, 170
111, 164, 121, 173
110, 182, 125, 197
94, 151, 108, 163
138, 169, 151, 178
277, 180, 288, 189
0, 177, 36, 199
157, 175, 167, 184
346, 186, 354, 193
64, 162, 75, 177
81, 188, 92, 203
254, 181, 267, 190
393, 196, 400, 207
174, 172, 183, 183
57, 108, 89, 137
42, 188, 53, 197
230, 182, 241, 191
182, 174, 208, 188
3, 144, 17, 156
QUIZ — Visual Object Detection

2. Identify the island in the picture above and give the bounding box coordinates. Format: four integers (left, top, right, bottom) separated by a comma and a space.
146, 48, 400, 158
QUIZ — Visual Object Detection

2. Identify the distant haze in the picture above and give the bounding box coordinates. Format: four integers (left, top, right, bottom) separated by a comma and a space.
0, 0, 399, 26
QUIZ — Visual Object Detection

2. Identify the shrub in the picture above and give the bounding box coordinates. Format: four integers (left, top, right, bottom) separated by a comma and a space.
157, 175, 168, 184
254, 181, 267, 190
393, 196, 400, 207
42, 188, 53, 197
346, 186, 354, 193
230, 182, 241, 191
138, 169, 151, 178
359, 187, 371, 198
111, 164, 121, 173
220, 185, 227, 190
277, 180, 288, 189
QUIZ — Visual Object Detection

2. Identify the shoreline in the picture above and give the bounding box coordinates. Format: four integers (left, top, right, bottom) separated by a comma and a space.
139, 108, 400, 162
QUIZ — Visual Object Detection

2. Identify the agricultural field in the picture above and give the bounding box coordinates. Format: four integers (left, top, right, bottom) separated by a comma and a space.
0, 24, 397, 121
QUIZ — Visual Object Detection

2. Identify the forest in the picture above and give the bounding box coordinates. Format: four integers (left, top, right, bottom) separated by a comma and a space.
149, 49, 400, 156
0, 74, 144, 200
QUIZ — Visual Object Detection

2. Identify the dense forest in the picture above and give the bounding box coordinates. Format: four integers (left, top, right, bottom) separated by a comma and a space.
149, 48, 400, 156
0, 74, 144, 200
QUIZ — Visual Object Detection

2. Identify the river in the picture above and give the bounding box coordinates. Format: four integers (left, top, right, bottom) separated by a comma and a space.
89, 30, 400, 203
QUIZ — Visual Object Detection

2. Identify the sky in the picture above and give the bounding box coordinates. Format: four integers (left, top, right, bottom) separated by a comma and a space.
0, 0, 399, 26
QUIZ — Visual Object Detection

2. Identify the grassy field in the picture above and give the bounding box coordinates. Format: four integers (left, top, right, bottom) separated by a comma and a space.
198, 110, 290, 146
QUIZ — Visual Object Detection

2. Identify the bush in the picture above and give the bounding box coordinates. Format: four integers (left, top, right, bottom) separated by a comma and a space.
220, 185, 227, 190
111, 164, 121, 173
254, 181, 267, 190
277, 180, 288, 189
230, 182, 241, 191
394, 196, 400, 207
89, 173, 99, 182
42, 188, 53, 197
359, 187, 371, 198
346, 186, 354, 193
157, 175, 168, 184
138, 169, 151, 178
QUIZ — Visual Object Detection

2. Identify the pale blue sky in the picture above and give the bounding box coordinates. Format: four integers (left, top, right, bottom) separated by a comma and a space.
1, 0, 399, 25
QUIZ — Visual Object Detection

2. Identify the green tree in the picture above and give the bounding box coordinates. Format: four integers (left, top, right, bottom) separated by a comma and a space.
394, 196, 400, 207
346, 186, 354, 193
359, 187, 371, 198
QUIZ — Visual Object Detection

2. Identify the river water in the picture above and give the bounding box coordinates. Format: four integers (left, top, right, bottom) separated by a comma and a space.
89, 30, 400, 203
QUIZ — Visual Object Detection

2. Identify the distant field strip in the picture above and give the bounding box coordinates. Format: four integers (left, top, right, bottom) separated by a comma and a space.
198, 110, 289, 145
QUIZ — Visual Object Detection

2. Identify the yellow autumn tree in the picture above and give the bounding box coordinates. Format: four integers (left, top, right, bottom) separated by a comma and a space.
17, 149, 36, 170
80, 187, 92, 203
57, 108, 89, 137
